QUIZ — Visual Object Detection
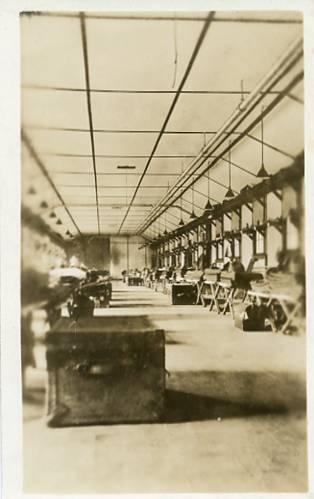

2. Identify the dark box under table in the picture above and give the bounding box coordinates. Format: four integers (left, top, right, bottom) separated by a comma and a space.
45, 316, 165, 427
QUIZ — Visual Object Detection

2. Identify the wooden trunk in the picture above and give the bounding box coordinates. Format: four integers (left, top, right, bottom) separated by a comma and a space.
45, 317, 165, 427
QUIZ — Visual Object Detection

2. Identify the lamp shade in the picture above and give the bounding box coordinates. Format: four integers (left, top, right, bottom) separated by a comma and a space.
204, 199, 212, 211
224, 187, 235, 200
190, 210, 197, 219
256, 164, 270, 178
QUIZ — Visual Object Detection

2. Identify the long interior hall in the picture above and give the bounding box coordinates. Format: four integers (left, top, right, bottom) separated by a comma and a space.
18, 9, 307, 496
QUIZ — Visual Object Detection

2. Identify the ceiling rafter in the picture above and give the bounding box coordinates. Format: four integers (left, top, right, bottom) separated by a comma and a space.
21, 12, 302, 24
44, 153, 198, 158
29, 127, 295, 160
79, 12, 100, 234
22, 84, 303, 102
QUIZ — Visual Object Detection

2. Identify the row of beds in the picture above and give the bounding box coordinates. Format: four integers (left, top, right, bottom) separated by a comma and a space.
126, 260, 304, 334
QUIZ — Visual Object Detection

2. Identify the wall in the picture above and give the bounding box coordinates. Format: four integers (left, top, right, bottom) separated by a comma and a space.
22, 222, 67, 305
110, 236, 152, 278
67, 236, 110, 269
266, 192, 283, 268
241, 205, 253, 268
67, 235, 152, 278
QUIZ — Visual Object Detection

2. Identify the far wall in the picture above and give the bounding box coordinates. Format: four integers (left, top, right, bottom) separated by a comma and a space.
110, 236, 152, 278
67, 235, 152, 278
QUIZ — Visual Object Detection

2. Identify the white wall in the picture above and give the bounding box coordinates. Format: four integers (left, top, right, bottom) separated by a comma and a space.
241, 205, 253, 268
110, 236, 152, 278
266, 192, 283, 268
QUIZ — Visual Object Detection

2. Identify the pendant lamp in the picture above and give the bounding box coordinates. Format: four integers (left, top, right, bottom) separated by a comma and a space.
190, 183, 197, 219
204, 169, 213, 212
224, 143, 235, 200
158, 217, 161, 238
179, 163, 185, 225
164, 182, 169, 233
256, 108, 270, 178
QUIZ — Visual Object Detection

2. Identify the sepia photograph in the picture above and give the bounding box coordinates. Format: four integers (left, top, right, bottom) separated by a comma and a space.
2, 5, 311, 496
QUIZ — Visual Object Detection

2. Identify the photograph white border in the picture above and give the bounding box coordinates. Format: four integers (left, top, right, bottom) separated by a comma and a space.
1, 1, 313, 498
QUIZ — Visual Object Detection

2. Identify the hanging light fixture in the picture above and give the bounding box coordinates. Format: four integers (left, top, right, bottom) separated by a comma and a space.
224, 142, 235, 200
27, 186, 36, 195
56, 218, 62, 225
158, 216, 161, 238
204, 167, 213, 212
256, 107, 270, 178
40, 200, 48, 209
49, 211, 56, 218
164, 182, 169, 234
179, 163, 185, 226
164, 214, 168, 235
190, 182, 197, 219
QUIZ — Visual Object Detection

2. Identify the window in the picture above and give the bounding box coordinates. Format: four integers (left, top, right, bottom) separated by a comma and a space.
255, 230, 265, 254
231, 210, 241, 231
217, 241, 223, 260
233, 237, 241, 258
216, 218, 223, 239
252, 198, 265, 226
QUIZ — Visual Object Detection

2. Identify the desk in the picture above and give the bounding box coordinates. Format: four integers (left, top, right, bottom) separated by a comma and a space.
215, 281, 236, 315
199, 280, 217, 309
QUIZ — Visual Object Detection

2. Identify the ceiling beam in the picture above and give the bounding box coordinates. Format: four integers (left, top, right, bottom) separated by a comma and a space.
21, 12, 302, 24
53, 172, 182, 176
25, 125, 297, 159
57, 184, 171, 189
80, 12, 100, 234
44, 153, 197, 159
66, 203, 154, 207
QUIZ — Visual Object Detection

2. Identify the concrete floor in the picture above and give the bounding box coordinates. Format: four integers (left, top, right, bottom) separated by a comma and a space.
23, 281, 307, 493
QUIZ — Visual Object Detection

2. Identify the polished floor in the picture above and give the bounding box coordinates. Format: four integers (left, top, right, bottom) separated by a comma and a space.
23, 281, 307, 493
